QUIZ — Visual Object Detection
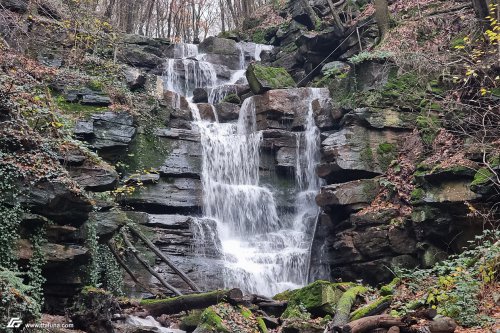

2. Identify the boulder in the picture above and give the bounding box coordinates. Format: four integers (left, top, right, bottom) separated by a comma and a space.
18, 239, 88, 265
20, 181, 92, 226
318, 124, 403, 182
117, 45, 162, 69
85, 210, 128, 242
199, 37, 239, 56
316, 179, 380, 208
63, 88, 111, 106
193, 88, 208, 103
286, 0, 320, 30
74, 112, 136, 151
246, 63, 295, 94
253, 88, 329, 130
198, 37, 242, 70
345, 107, 416, 130
196, 103, 217, 121
277, 280, 348, 317
321, 61, 350, 76
68, 161, 119, 192
215, 102, 240, 122
124, 67, 147, 91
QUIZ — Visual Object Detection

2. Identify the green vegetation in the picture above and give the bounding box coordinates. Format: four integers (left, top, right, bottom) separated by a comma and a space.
348, 50, 394, 64
395, 229, 499, 327
0, 268, 41, 330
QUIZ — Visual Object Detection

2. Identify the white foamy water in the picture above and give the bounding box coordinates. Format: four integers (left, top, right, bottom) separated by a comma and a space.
162, 42, 326, 296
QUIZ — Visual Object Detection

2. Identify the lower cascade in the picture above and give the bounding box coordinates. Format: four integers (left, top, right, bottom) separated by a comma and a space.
162, 42, 327, 296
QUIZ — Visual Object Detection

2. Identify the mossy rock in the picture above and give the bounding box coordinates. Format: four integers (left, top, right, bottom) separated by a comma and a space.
222, 93, 241, 104
180, 310, 203, 332
195, 304, 267, 333
246, 63, 295, 94
277, 280, 354, 318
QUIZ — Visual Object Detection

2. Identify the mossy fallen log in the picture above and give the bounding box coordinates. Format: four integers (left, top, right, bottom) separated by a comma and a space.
329, 285, 367, 331
350, 295, 392, 321
141, 288, 243, 316
380, 277, 400, 296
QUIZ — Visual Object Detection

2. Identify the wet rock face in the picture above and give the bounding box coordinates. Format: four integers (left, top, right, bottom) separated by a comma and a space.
74, 111, 136, 154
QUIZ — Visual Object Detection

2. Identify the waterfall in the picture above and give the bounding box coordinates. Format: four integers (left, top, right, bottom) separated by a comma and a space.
162, 41, 325, 296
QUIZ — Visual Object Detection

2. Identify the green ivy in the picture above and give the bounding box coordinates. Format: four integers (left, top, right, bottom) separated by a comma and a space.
0, 162, 23, 269
85, 221, 123, 296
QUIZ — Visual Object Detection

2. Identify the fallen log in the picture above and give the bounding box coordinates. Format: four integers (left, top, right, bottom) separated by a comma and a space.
350, 295, 392, 321
341, 315, 406, 333
127, 224, 201, 293
141, 288, 243, 316
329, 285, 367, 332
121, 230, 183, 296
107, 240, 158, 296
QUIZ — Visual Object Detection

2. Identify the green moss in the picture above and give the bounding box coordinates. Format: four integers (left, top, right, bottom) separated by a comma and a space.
350, 295, 392, 320
140, 289, 225, 306
279, 280, 353, 318
282, 304, 311, 319
471, 168, 494, 186
200, 307, 229, 333
411, 188, 425, 202
334, 285, 368, 320
222, 93, 241, 104
257, 317, 268, 333
87, 79, 104, 91
360, 146, 375, 168
380, 277, 401, 296
377, 142, 396, 154
416, 112, 440, 145
252, 29, 267, 44
348, 51, 394, 64
240, 306, 252, 318
55, 95, 107, 118
273, 289, 295, 301
248, 63, 295, 92
180, 310, 203, 330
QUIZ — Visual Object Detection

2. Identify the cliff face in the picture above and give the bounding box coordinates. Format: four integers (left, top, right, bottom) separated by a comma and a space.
0, 0, 498, 322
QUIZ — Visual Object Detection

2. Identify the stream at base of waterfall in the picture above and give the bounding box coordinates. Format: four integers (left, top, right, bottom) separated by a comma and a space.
162, 42, 326, 296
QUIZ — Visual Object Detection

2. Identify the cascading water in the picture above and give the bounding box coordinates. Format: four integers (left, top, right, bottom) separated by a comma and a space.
162, 41, 325, 296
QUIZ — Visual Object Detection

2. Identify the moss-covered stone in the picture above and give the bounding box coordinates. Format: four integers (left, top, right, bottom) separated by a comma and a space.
199, 307, 229, 333
246, 63, 295, 94
196, 304, 266, 333
222, 93, 241, 104
180, 310, 203, 331
277, 280, 353, 318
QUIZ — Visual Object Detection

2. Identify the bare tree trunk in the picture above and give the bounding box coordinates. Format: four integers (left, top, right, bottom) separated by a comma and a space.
374, 0, 390, 39
220, 0, 226, 32
472, 0, 491, 19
